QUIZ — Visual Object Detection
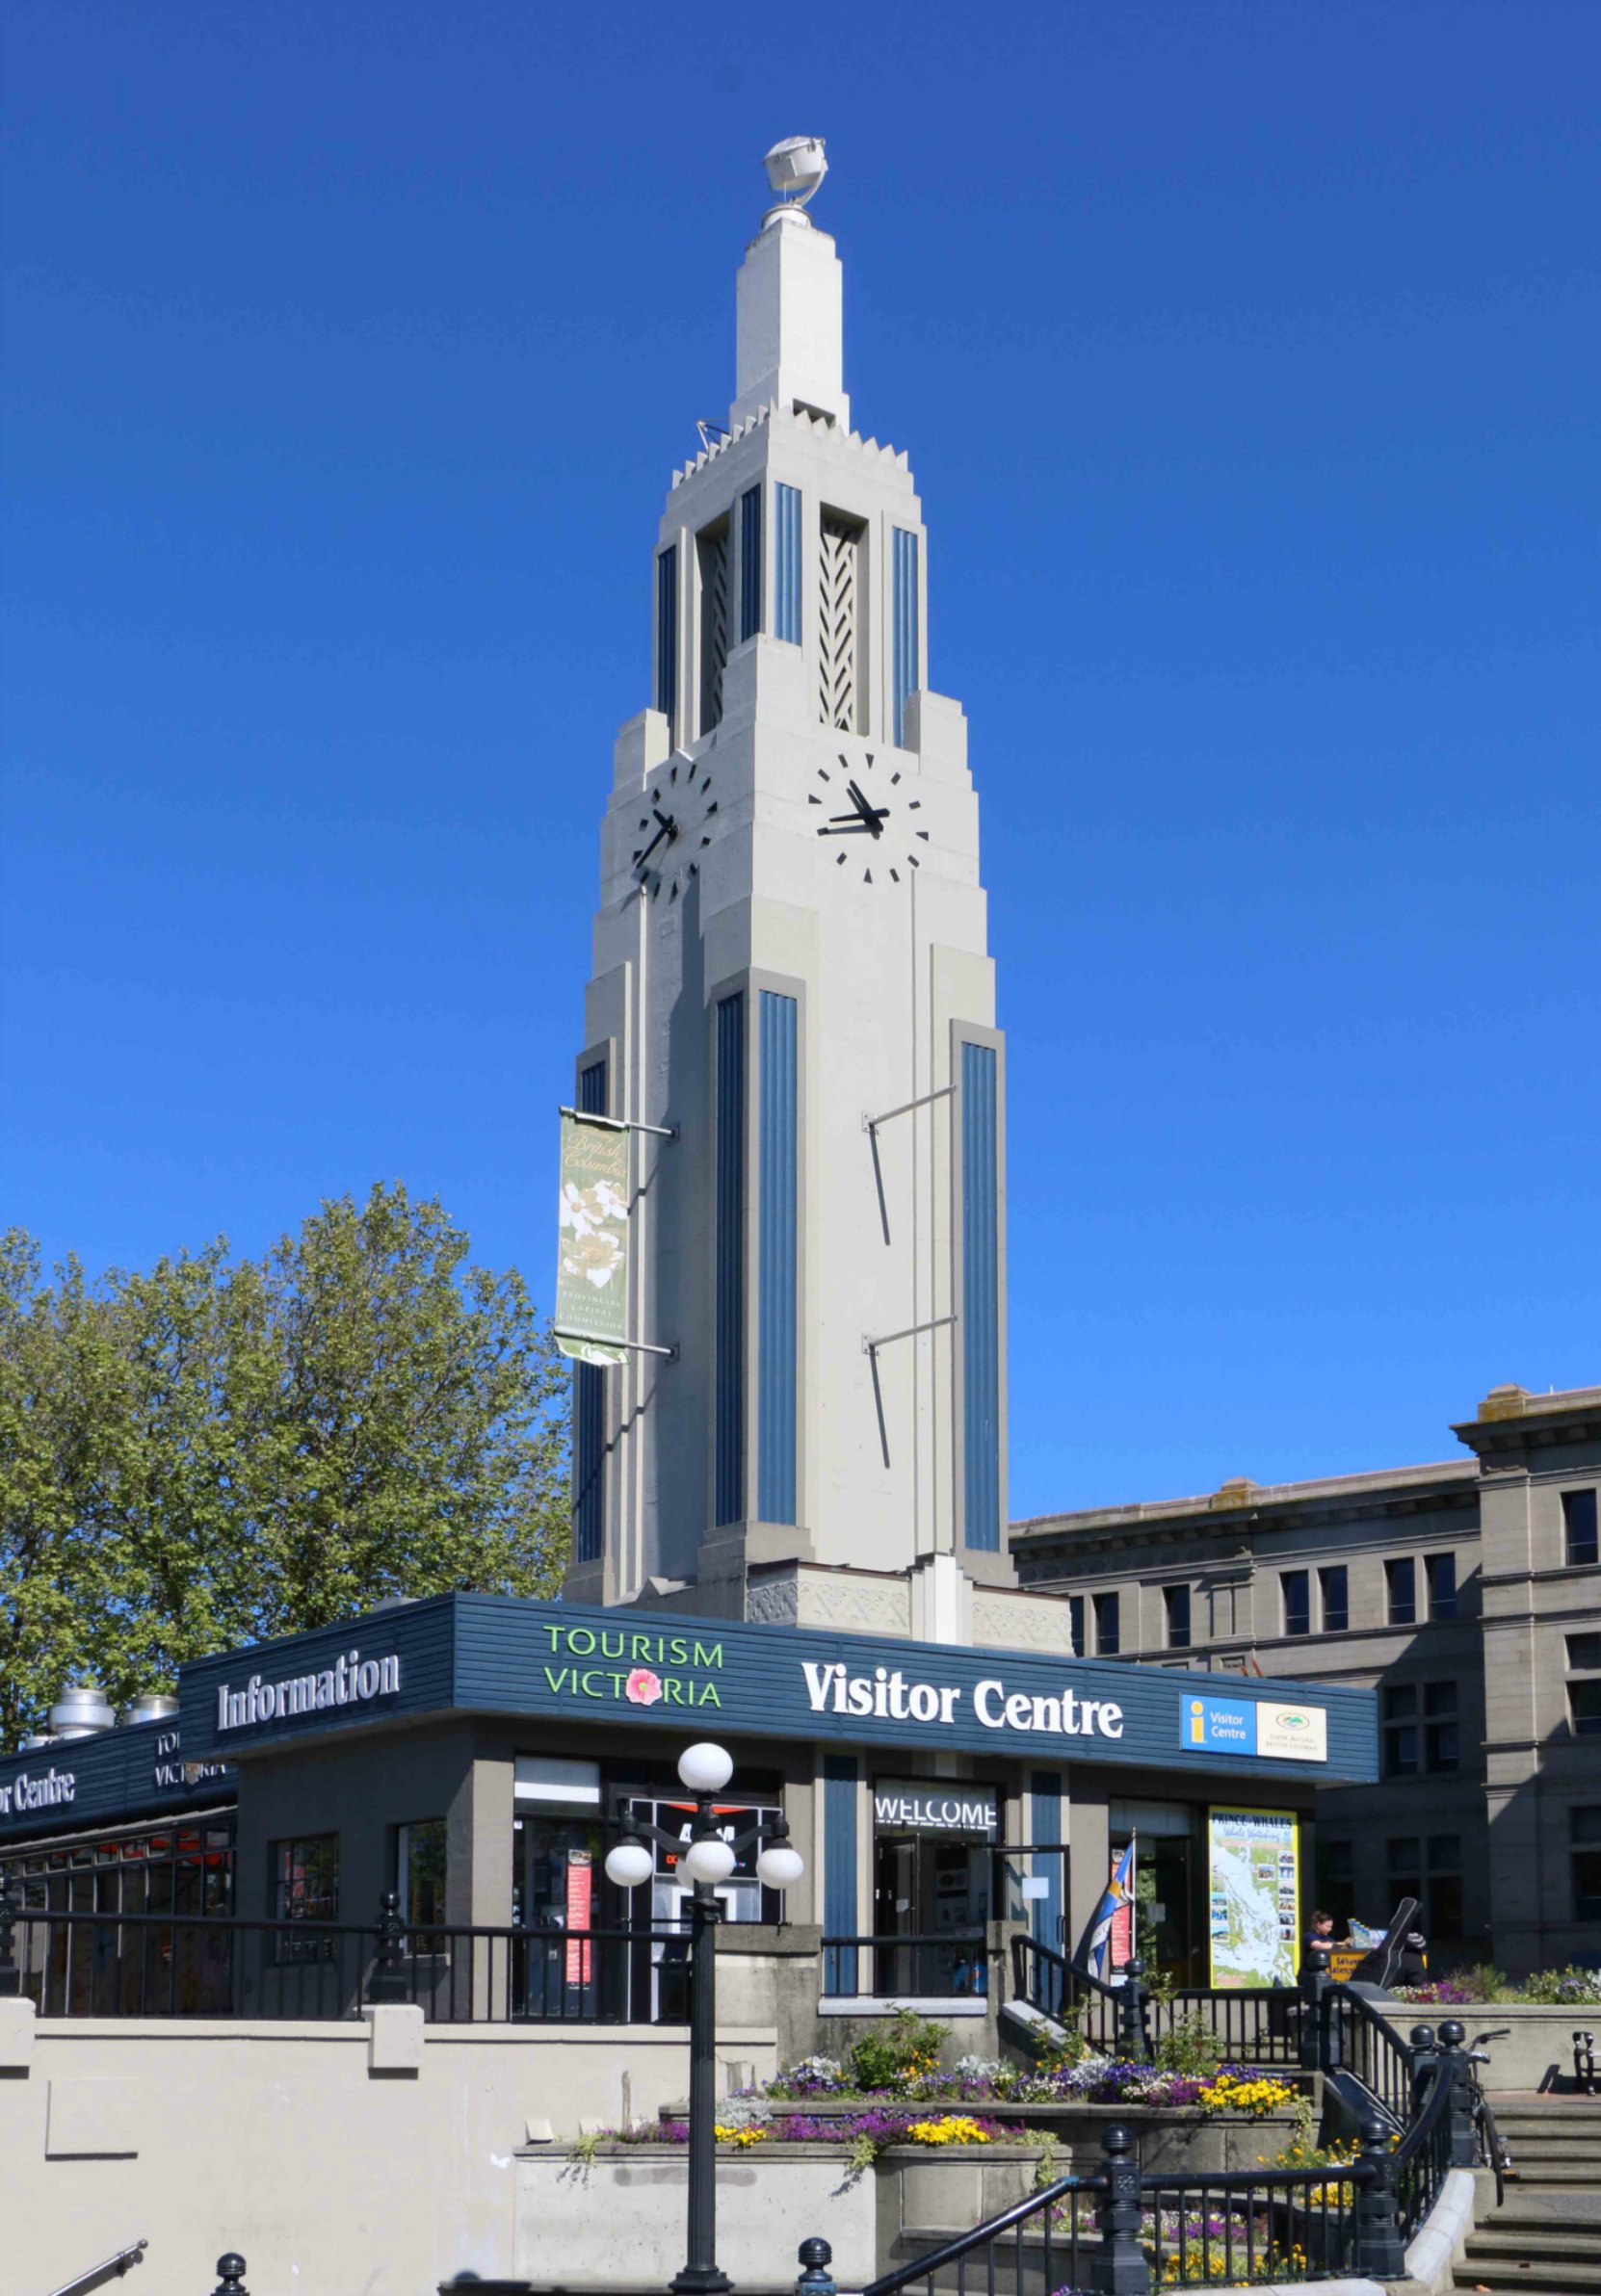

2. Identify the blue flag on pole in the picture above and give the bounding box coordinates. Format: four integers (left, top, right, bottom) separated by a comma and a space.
1074, 1836, 1136, 1979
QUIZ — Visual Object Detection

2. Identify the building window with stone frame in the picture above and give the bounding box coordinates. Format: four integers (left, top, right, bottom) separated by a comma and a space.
1426, 1552, 1457, 1621
1567, 1634, 1601, 1740
1069, 1595, 1087, 1657
1320, 1564, 1350, 1634
1383, 1683, 1419, 1777
1094, 1590, 1120, 1657
1572, 1808, 1601, 1921
1281, 1569, 1311, 1637
1163, 1584, 1192, 1651
1563, 1488, 1599, 1568
1314, 1837, 1355, 1929
1423, 1680, 1459, 1771
1387, 1833, 1464, 1941
1385, 1556, 1417, 1627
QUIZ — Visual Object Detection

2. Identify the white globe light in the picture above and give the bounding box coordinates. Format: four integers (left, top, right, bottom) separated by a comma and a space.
677, 1741, 734, 1794
755, 1842, 805, 1891
605, 1839, 654, 1890
682, 1835, 737, 1886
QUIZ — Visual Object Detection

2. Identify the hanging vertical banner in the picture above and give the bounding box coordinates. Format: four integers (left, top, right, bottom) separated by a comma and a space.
556, 1111, 630, 1364
1208, 1806, 1299, 1989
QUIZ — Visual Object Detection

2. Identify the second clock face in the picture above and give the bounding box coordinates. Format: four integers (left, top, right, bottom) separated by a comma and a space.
811, 749, 929, 886
631, 759, 719, 903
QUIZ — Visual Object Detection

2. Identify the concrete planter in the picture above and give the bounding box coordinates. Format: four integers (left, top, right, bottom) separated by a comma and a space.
1376, 2000, 1601, 2094
514, 2146, 879, 2290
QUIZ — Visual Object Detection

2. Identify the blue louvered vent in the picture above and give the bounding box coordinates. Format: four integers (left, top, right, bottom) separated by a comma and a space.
774, 483, 801, 645
655, 546, 678, 737
739, 484, 763, 644
714, 993, 748, 1526
960, 1040, 1001, 1551
572, 1057, 610, 1563
757, 992, 798, 1524
822, 1754, 858, 1994
892, 527, 920, 745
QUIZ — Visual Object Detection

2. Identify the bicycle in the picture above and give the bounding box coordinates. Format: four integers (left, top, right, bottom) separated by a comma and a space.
1465, 2026, 1511, 2203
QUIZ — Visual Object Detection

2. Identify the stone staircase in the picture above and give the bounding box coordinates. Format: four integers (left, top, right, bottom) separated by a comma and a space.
1457, 2099, 1601, 2295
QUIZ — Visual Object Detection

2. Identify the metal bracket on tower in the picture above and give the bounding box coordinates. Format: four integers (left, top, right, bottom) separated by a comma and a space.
555, 1331, 679, 1362
560, 1107, 679, 1141
862, 1315, 957, 1470
862, 1085, 954, 1244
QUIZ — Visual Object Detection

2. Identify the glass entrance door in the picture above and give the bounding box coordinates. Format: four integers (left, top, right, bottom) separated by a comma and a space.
512, 1814, 605, 2019
871, 1831, 990, 1996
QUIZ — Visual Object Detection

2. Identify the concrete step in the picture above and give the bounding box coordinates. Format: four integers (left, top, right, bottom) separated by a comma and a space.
1505, 2163, 1601, 2183
1465, 2228, 1601, 2260
1455, 2267, 1601, 2296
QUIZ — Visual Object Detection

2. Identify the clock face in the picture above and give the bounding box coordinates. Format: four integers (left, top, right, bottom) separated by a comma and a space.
631, 759, 719, 903
811, 749, 929, 886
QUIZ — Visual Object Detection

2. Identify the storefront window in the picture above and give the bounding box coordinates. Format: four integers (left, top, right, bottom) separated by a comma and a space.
272, 1834, 338, 1923
398, 1818, 448, 1948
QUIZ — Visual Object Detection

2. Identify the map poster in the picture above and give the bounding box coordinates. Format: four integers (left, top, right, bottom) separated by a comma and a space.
1207, 1806, 1299, 1989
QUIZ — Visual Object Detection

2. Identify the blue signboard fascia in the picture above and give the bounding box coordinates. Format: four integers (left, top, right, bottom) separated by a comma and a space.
0, 1719, 234, 1841
19, 1593, 1377, 1792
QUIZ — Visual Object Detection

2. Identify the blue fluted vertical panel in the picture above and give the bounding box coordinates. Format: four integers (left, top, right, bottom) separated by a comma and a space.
823, 1755, 858, 1994
892, 527, 919, 745
961, 1040, 1000, 1551
714, 994, 747, 1526
757, 992, 798, 1524
1030, 1769, 1064, 2012
739, 484, 763, 643
655, 546, 678, 738
571, 1058, 610, 1563
774, 484, 801, 645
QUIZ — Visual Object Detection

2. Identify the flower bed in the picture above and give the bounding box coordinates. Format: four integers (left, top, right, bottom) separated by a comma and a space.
1393, 1961, 1601, 2006
750, 2054, 1299, 2116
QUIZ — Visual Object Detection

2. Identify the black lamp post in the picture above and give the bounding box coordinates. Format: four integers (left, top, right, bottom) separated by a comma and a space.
604, 1740, 804, 2296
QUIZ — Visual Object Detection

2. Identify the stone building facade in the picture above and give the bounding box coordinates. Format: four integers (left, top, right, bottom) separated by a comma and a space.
1010, 1381, 1601, 1976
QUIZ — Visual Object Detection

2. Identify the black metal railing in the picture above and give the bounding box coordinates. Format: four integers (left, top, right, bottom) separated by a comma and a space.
1325, 1978, 1414, 2127
822, 1933, 990, 2000
852, 2159, 1103, 2296
0, 1900, 694, 2023
1008, 1933, 1129, 2055
1149, 1984, 1302, 2067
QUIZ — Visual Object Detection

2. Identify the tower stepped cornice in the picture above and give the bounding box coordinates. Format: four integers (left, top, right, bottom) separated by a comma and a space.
670, 398, 911, 492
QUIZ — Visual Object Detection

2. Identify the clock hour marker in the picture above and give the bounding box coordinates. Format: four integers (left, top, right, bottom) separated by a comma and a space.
807, 794, 822, 805
890, 868, 901, 882
817, 768, 831, 781
890, 770, 902, 785
669, 879, 679, 901
863, 868, 873, 883
907, 800, 922, 810
700, 835, 711, 847
907, 853, 920, 868
700, 777, 711, 792
916, 830, 930, 841
669, 766, 679, 783
835, 851, 847, 867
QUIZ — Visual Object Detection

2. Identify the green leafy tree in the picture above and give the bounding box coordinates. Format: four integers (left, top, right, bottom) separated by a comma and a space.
0, 1185, 570, 1742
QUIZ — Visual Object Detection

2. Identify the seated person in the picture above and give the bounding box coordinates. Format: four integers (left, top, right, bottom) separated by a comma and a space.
1302, 1908, 1348, 1973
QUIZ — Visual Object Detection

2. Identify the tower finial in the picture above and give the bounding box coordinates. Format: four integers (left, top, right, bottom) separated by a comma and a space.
762, 136, 827, 223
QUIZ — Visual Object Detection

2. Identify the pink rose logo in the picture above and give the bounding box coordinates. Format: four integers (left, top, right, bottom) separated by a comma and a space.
625, 1667, 663, 1707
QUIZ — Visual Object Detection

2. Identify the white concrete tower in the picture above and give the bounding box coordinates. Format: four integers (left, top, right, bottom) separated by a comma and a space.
564, 144, 1017, 1638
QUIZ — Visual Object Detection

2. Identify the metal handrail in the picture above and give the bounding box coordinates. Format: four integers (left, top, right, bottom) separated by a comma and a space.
855, 2169, 1098, 2296
47, 2239, 147, 2296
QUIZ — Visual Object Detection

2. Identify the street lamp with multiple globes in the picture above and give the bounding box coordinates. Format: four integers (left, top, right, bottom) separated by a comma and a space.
604, 1741, 804, 2296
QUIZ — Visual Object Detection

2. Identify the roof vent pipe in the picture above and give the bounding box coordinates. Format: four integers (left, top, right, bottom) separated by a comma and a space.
49, 1683, 116, 1739
19, 1734, 57, 1752
118, 1692, 180, 1727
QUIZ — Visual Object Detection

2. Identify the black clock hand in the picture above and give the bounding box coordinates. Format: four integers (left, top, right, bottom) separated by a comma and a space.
845, 781, 888, 838
634, 810, 678, 871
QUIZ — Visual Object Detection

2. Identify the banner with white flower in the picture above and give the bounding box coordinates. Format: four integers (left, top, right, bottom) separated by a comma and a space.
555, 1111, 630, 1365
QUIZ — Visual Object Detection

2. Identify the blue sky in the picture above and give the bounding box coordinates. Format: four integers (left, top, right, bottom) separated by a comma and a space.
3, 1, 1596, 1516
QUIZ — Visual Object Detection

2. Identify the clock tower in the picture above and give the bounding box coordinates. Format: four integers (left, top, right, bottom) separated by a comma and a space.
564, 144, 1050, 1652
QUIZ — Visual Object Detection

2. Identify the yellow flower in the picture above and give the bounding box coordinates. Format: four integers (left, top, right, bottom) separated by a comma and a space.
714, 2124, 768, 2148
906, 2116, 992, 2147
